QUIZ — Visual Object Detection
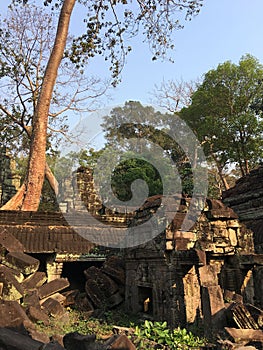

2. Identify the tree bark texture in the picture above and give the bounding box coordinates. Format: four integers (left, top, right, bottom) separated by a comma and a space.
21, 0, 76, 211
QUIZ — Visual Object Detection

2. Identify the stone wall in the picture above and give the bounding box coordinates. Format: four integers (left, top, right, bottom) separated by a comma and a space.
0, 147, 20, 207
125, 196, 257, 332
223, 166, 263, 253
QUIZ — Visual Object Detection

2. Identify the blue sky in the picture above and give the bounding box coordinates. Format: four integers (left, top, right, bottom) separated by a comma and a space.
1, 0, 263, 130
70, 0, 263, 106
1, 0, 263, 107
109, 0, 263, 105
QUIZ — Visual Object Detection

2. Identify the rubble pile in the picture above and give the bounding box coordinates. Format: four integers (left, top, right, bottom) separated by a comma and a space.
0, 227, 132, 349
0, 228, 70, 345
223, 165, 263, 253
198, 263, 263, 349
83, 255, 126, 314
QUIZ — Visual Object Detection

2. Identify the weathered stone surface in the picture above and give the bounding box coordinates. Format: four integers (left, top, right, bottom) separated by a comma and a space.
22, 271, 47, 291
225, 327, 263, 342
37, 278, 70, 299
234, 346, 257, 350
75, 295, 94, 316
0, 300, 33, 328
63, 332, 97, 350
226, 302, 259, 329
62, 289, 78, 306
40, 341, 66, 349
202, 285, 226, 338
84, 267, 119, 308
0, 229, 24, 253
28, 305, 50, 326
23, 290, 41, 309
107, 292, 124, 308
102, 256, 125, 285
42, 297, 66, 317
105, 334, 136, 350
245, 303, 263, 328
3, 252, 39, 275
183, 266, 201, 324
199, 265, 218, 287
0, 327, 44, 350
0, 264, 24, 300
40, 292, 66, 306
27, 327, 50, 344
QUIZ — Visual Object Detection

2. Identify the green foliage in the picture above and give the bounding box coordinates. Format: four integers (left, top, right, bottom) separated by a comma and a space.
101, 101, 196, 196
133, 320, 206, 349
180, 54, 263, 181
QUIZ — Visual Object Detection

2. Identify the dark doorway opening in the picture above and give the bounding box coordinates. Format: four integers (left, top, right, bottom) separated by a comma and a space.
61, 261, 104, 292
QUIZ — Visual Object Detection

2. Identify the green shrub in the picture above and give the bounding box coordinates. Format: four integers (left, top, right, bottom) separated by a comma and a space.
133, 320, 206, 349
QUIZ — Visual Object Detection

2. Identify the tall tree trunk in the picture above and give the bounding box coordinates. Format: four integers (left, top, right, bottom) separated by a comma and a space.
21, 0, 76, 211
211, 154, 230, 191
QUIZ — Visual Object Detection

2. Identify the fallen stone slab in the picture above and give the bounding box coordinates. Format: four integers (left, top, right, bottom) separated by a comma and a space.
226, 303, 259, 329
0, 327, 43, 350
105, 334, 136, 350
26, 326, 50, 344
40, 292, 66, 306
39, 341, 66, 349
3, 252, 39, 275
62, 289, 78, 306
84, 267, 119, 308
0, 265, 24, 300
245, 303, 263, 328
202, 285, 226, 338
225, 327, 263, 342
107, 292, 124, 309
101, 256, 125, 285
27, 306, 50, 326
84, 267, 119, 297
0, 300, 33, 328
37, 278, 70, 299
41, 297, 66, 318
23, 290, 41, 310
22, 271, 47, 291
0, 229, 24, 253
63, 332, 98, 350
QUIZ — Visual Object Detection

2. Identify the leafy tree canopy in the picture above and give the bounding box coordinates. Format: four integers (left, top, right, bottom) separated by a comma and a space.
180, 54, 263, 184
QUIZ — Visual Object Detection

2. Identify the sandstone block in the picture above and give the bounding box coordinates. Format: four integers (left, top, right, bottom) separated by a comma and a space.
40, 292, 66, 306
23, 290, 41, 309
106, 334, 136, 349
173, 230, 195, 240
225, 327, 263, 342
28, 305, 50, 326
102, 256, 125, 285
84, 267, 119, 307
0, 229, 24, 253
63, 332, 97, 350
199, 265, 219, 287
0, 327, 43, 350
228, 228, 238, 246
0, 300, 33, 328
3, 252, 39, 275
0, 264, 24, 300
165, 240, 174, 250
42, 297, 66, 318
37, 278, 70, 299
62, 289, 79, 306
22, 271, 47, 291
202, 285, 226, 338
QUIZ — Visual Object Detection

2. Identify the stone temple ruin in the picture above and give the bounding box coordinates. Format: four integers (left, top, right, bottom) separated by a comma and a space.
0, 148, 263, 347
